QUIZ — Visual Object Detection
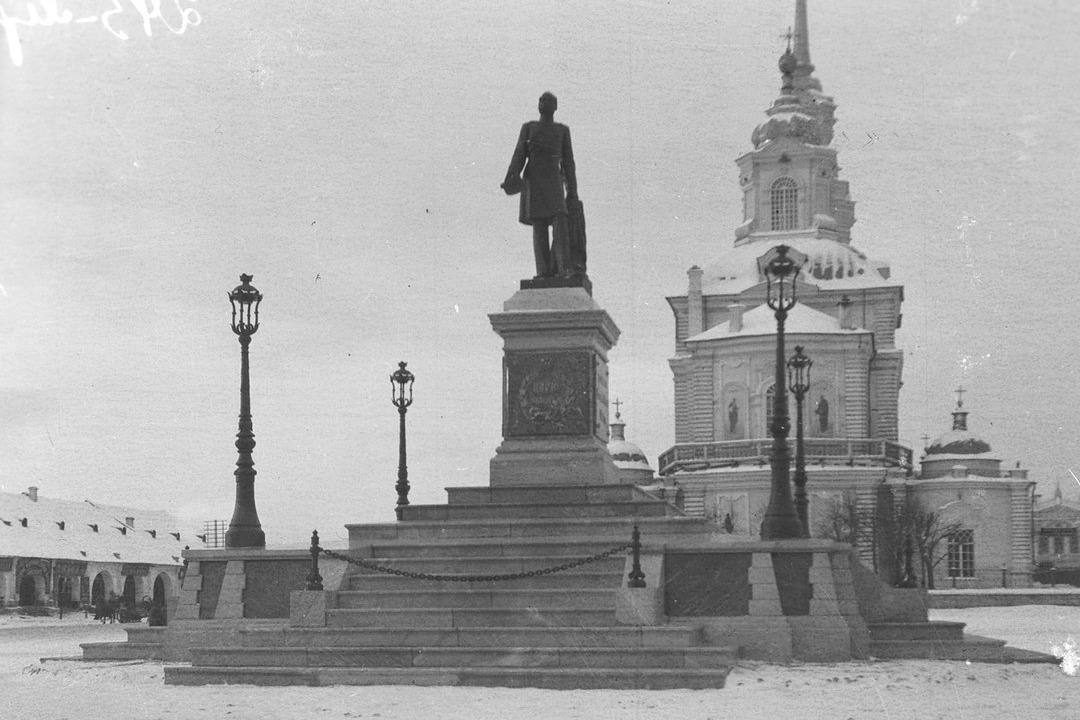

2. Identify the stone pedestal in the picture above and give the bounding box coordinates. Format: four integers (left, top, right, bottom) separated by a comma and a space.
489, 286, 621, 486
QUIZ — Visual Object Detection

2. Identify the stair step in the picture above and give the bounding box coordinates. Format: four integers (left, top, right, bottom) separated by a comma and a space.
868, 621, 966, 642
254, 626, 701, 648
354, 537, 636, 559
343, 554, 625, 575
79, 641, 164, 661
325, 607, 618, 628
444, 484, 661, 506
871, 635, 1006, 661
336, 588, 615, 610
345, 570, 621, 592
188, 645, 737, 670
164, 665, 732, 689
347, 515, 712, 542
400, 501, 674, 521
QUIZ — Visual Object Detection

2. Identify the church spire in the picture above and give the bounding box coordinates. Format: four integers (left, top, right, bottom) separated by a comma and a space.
792, 0, 822, 93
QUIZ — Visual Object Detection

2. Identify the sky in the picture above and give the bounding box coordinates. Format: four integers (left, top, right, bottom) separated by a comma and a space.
2, 0, 1079, 547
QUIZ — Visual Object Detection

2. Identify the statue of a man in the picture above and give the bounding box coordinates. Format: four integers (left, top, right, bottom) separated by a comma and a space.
728, 399, 739, 434
502, 92, 579, 279
815, 395, 829, 433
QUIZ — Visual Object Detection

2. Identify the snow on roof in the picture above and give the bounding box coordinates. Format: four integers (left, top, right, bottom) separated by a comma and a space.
686, 302, 867, 343
695, 237, 897, 296
0, 490, 187, 566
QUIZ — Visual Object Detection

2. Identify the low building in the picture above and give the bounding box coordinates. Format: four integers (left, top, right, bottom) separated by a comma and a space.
1034, 483, 1080, 574
0, 486, 187, 611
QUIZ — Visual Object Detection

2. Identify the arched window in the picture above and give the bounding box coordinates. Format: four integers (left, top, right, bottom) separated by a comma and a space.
770, 177, 798, 230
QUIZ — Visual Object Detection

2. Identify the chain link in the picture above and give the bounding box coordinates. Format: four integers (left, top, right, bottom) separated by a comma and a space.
319, 544, 631, 583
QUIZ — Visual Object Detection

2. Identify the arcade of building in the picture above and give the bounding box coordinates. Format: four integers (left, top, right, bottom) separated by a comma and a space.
0, 486, 185, 611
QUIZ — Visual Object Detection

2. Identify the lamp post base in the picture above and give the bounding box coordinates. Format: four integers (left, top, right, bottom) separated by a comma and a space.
225, 524, 265, 548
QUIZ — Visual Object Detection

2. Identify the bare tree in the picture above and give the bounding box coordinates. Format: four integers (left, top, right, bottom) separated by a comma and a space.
905, 500, 964, 590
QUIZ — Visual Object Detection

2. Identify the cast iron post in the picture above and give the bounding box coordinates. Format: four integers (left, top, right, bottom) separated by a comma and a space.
787, 345, 812, 537
759, 245, 805, 540
225, 274, 266, 548
628, 525, 646, 588
391, 361, 415, 520
306, 530, 323, 591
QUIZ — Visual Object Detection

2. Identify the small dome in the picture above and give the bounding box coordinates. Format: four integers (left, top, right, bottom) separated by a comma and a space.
925, 430, 992, 456
608, 407, 653, 477
925, 397, 992, 456
779, 48, 798, 75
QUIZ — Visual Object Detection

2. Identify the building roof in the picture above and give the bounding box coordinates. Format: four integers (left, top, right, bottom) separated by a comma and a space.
696, 236, 896, 296
0, 488, 187, 566
686, 301, 866, 343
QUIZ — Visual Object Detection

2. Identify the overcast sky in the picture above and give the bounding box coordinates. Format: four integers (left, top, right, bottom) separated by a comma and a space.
3, 0, 1078, 546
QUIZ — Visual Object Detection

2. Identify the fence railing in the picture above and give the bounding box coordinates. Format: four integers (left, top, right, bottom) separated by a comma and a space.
657, 437, 913, 476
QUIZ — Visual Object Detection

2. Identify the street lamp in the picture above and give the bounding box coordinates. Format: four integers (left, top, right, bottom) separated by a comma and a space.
390, 361, 415, 520
758, 245, 805, 540
225, 274, 266, 548
787, 345, 812, 537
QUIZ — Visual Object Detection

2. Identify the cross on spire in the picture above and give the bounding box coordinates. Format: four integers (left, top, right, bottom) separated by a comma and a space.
920, 434, 931, 449
955, 386, 966, 408
781, 26, 793, 51
613, 398, 623, 419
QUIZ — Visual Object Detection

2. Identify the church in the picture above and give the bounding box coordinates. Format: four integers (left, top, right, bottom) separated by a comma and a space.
657, 0, 1036, 589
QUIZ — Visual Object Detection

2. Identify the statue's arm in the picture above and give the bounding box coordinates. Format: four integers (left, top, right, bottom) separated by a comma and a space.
502, 124, 529, 191
562, 126, 578, 200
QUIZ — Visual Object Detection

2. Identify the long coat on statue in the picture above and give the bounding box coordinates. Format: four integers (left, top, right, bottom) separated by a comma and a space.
504, 120, 577, 225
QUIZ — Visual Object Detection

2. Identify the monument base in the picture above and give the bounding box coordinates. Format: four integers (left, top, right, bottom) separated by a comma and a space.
489, 436, 619, 487
489, 285, 621, 488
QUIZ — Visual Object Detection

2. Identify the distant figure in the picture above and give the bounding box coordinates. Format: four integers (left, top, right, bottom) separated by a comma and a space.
502, 92, 581, 279
728, 399, 740, 434
815, 395, 829, 432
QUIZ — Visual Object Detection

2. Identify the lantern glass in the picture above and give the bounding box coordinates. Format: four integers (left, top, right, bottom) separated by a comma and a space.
229, 274, 262, 335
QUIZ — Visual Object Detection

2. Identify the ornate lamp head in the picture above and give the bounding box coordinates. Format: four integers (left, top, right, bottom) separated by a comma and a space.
759, 244, 806, 312
787, 345, 812, 396
390, 361, 415, 408
228, 274, 262, 336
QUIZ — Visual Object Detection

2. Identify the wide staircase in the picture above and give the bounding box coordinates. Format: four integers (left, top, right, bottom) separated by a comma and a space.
162, 484, 738, 689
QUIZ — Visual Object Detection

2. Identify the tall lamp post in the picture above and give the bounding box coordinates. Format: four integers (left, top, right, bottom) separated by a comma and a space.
787, 345, 812, 538
225, 274, 266, 548
390, 361, 415, 520
759, 245, 806, 540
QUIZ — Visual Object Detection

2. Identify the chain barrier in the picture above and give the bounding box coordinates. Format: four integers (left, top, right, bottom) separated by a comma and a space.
319, 543, 631, 583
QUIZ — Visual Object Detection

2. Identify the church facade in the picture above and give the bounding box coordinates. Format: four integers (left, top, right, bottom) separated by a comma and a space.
658, 0, 1035, 588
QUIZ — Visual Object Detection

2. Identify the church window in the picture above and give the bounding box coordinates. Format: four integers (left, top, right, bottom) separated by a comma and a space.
947, 529, 975, 578
770, 177, 798, 230
1039, 535, 1050, 554
1070, 532, 1079, 554
1054, 536, 1065, 555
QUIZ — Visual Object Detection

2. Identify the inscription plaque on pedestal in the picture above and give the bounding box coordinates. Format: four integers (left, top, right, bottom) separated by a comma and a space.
505, 351, 594, 437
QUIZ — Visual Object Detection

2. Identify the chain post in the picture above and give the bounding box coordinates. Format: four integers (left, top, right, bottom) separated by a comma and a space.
628, 524, 646, 588
305, 529, 324, 591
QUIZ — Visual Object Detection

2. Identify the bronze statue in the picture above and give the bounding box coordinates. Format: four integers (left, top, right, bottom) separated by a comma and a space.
502, 92, 585, 279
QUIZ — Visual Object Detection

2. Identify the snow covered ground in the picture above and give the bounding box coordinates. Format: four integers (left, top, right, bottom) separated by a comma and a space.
1, 606, 1077, 720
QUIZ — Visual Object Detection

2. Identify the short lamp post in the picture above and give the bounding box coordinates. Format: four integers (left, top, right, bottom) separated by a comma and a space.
759, 245, 806, 540
225, 274, 266, 548
391, 361, 415, 520
787, 345, 812, 537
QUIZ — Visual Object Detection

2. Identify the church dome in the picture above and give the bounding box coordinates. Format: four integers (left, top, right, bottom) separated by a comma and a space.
925, 430, 992, 456
608, 408, 654, 481
925, 396, 992, 456
919, 394, 1001, 480
698, 236, 893, 295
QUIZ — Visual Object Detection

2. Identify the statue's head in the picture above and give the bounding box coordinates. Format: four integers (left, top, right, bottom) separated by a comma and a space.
538, 92, 558, 116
